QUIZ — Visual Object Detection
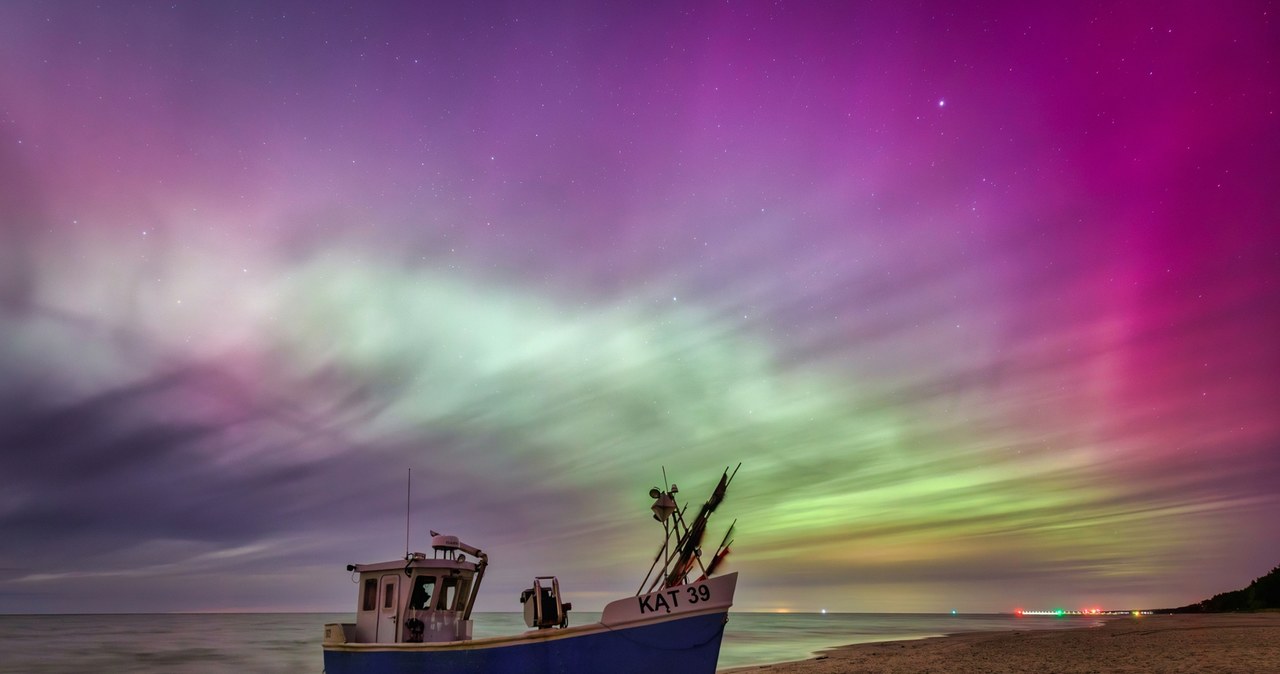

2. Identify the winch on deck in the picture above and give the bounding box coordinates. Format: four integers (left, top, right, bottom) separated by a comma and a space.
520, 576, 572, 629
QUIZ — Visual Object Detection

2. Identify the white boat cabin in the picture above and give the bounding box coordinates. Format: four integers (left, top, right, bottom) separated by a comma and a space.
344, 534, 486, 644
327, 532, 573, 649
325, 531, 578, 647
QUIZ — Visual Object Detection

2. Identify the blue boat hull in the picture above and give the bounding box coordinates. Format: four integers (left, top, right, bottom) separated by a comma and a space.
323, 610, 728, 674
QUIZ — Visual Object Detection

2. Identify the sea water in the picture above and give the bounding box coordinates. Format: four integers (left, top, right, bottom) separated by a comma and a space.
0, 612, 1103, 673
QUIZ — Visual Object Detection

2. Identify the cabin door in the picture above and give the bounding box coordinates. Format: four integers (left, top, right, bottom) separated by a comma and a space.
375, 574, 400, 643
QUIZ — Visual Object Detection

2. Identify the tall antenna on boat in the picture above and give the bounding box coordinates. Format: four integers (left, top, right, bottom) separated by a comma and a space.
661, 466, 671, 572
405, 468, 412, 558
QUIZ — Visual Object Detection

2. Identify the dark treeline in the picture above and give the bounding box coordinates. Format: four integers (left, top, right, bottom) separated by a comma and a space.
1157, 564, 1280, 613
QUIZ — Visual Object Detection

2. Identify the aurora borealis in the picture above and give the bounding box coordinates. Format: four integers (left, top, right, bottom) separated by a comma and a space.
1, 1, 1277, 614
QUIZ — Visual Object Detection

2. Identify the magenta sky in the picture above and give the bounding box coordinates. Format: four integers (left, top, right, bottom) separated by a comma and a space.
0, 1, 1277, 614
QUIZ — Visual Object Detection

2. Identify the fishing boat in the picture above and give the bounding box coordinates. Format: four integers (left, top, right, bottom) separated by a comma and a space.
322, 465, 740, 674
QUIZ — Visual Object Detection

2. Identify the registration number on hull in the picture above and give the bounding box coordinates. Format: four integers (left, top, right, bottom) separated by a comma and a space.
637, 583, 712, 614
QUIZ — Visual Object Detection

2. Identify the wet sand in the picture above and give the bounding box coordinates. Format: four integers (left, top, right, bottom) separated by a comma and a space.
722, 613, 1280, 674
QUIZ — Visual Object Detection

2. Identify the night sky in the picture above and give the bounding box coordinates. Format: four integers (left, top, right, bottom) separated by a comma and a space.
1, 1, 1277, 615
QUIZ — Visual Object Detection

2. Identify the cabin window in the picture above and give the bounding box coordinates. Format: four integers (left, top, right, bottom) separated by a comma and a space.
409, 575, 436, 610
438, 576, 458, 611
362, 578, 377, 611
384, 582, 395, 609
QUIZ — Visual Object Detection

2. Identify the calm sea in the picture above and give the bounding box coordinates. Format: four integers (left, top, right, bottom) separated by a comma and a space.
0, 611, 1103, 673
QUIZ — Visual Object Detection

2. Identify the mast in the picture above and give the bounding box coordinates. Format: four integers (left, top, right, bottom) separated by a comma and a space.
405, 468, 412, 558
642, 464, 739, 592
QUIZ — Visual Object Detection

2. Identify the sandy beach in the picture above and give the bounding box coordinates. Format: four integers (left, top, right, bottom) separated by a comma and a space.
722, 613, 1280, 674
